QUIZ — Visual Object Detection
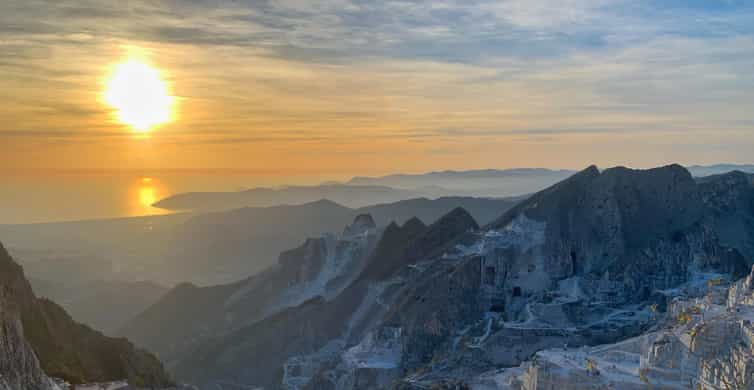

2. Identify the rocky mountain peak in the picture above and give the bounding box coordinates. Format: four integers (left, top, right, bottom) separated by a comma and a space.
0, 241, 18, 272
0, 243, 56, 390
0, 242, 36, 311
435, 207, 479, 231
401, 207, 478, 264
493, 164, 702, 239
343, 213, 377, 238
402, 216, 427, 232
357, 219, 429, 282
489, 165, 600, 230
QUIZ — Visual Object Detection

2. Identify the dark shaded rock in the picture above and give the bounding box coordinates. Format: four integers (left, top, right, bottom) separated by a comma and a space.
402, 217, 427, 232
385, 255, 485, 371
118, 280, 240, 363
279, 238, 329, 284
698, 170, 754, 262
343, 213, 377, 237
0, 242, 56, 390
402, 207, 478, 263
357, 220, 428, 282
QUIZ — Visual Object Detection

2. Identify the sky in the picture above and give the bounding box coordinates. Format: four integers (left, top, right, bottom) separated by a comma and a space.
1, 0, 754, 176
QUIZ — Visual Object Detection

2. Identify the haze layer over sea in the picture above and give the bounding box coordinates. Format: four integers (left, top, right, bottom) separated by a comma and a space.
0, 170, 337, 224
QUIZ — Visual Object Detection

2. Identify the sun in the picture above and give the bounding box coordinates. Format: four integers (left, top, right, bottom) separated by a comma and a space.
105, 59, 175, 132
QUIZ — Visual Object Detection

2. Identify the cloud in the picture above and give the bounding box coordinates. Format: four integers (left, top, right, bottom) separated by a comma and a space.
2, 0, 754, 170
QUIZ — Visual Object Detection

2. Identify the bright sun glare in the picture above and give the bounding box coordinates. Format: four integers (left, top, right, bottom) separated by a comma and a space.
105, 59, 174, 132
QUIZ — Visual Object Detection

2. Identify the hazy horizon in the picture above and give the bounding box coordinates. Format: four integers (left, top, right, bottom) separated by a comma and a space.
3, 162, 753, 225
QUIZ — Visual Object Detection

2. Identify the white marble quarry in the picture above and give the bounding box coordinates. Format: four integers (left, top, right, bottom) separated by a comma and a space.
491, 267, 754, 390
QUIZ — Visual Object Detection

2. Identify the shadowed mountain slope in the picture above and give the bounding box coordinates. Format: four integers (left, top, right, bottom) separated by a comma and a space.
0, 243, 173, 387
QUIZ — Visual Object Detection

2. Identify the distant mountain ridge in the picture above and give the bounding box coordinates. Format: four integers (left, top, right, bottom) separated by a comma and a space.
152, 169, 573, 212
348, 168, 574, 186
153, 184, 425, 211
152, 165, 754, 213
686, 163, 754, 177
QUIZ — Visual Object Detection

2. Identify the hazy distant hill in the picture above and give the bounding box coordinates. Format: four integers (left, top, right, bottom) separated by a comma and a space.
686, 164, 754, 177
153, 184, 426, 211
348, 165, 754, 194
30, 278, 168, 336
152, 169, 574, 212
347, 168, 575, 196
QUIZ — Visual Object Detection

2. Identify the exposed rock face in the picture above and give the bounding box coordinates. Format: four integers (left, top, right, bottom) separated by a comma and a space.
343, 214, 377, 238
490, 266, 754, 390
0, 243, 56, 390
480, 165, 749, 314
0, 243, 173, 388
699, 171, 754, 262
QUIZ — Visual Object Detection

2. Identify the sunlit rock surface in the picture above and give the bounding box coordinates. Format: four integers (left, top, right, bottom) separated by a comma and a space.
483, 266, 754, 389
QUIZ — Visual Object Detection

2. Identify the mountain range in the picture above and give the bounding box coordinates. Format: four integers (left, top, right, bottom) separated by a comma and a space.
4, 163, 754, 389
152, 165, 754, 214
152, 169, 573, 212
118, 164, 754, 389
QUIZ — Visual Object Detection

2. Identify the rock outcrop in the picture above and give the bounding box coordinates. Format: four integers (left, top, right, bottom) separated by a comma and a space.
490, 265, 754, 389
0, 244, 56, 390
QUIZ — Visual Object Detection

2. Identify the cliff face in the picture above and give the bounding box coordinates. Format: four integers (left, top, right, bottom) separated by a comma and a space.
0, 243, 56, 390
0, 243, 173, 387
494, 266, 754, 390
484, 165, 750, 308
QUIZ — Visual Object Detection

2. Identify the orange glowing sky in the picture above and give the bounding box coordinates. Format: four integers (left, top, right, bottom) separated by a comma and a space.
2, 1, 754, 176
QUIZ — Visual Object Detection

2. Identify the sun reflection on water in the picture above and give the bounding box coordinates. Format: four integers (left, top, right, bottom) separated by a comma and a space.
139, 186, 157, 209
129, 177, 170, 218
